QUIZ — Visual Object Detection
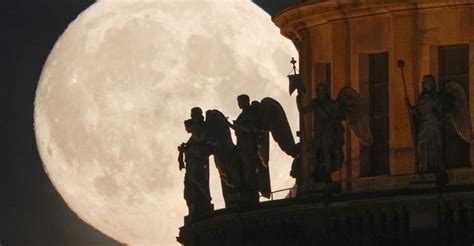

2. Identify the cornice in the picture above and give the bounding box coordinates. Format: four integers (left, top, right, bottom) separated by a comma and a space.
272, 0, 474, 41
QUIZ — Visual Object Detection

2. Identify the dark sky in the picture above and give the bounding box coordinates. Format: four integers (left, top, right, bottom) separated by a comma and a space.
1, 1, 297, 245
3, 1, 123, 245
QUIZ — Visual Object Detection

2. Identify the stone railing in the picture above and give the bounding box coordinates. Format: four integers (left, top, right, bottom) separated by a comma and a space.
178, 184, 474, 245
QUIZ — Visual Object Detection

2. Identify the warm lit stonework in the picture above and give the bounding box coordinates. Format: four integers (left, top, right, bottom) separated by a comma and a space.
178, 1, 474, 245
273, 0, 474, 191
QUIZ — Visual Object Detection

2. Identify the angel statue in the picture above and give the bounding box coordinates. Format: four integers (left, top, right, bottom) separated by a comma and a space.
203, 95, 297, 208
178, 118, 213, 217
405, 74, 473, 174
249, 98, 298, 199
298, 83, 373, 183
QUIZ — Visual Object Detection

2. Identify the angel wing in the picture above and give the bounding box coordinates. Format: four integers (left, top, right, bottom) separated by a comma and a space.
205, 109, 241, 188
254, 98, 297, 198
336, 87, 373, 146
258, 97, 297, 157
257, 131, 271, 198
442, 81, 474, 142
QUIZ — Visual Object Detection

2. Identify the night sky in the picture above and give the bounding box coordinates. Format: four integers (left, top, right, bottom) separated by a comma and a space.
2, 1, 300, 245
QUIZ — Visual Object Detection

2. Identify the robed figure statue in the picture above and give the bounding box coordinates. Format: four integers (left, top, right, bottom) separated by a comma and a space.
178, 116, 213, 217
298, 83, 373, 183
230, 95, 297, 207
405, 75, 473, 174
232, 95, 261, 207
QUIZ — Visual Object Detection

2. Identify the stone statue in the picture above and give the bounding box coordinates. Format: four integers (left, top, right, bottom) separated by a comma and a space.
178, 117, 213, 217
202, 95, 297, 209
232, 94, 261, 207
204, 109, 241, 207
405, 75, 473, 175
249, 97, 298, 197
233, 94, 298, 206
190, 107, 206, 141
298, 83, 373, 183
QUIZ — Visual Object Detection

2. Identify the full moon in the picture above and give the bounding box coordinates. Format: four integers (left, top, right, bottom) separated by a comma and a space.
34, 0, 297, 245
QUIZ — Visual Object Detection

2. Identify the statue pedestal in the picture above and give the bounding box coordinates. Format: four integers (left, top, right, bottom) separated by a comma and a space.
409, 173, 437, 188
177, 216, 194, 246
191, 203, 214, 218
224, 190, 259, 210
316, 181, 341, 193
225, 192, 241, 209
240, 190, 259, 210
304, 181, 341, 194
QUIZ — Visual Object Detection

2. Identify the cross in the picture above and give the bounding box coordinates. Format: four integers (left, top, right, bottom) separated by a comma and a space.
290, 57, 297, 75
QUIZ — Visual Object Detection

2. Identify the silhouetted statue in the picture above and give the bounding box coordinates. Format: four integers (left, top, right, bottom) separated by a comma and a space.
190, 107, 206, 141
202, 95, 297, 208
178, 118, 213, 217
251, 97, 298, 198
205, 109, 242, 207
290, 142, 302, 179
233, 95, 297, 205
232, 94, 261, 207
298, 83, 373, 183
405, 75, 473, 174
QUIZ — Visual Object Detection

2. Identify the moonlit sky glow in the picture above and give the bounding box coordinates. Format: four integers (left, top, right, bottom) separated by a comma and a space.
34, 0, 298, 245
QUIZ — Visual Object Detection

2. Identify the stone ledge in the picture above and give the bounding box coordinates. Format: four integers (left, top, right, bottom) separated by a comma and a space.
272, 0, 474, 41
179, 185, 474, 245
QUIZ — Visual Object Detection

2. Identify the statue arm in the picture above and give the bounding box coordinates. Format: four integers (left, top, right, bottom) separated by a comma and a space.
230, 121, 247, 132
297, 95, 313, 114
177, 143, 186, 170
231, 121, 263, 134
405, 97, 419, 119
335, 102, 346, 121
207, 138, 217, 155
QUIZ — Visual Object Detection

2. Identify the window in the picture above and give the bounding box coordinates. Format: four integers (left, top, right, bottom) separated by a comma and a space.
439, 44, 470, 168
361, 52, 390, 175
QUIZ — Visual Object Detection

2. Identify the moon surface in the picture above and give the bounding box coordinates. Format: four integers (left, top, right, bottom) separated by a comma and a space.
34, 0, 297, 245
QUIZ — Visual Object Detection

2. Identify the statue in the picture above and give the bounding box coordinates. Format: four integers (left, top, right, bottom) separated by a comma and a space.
250, 97, 298, 197
298, 83, 373, 184
190, 107, 206, 141
232, 94, 261, 207
204, 109, 241, 207
178, 117, 213, 217
233, 95, 298, 206
405, 75, 473, 175
202, 95, 297, 208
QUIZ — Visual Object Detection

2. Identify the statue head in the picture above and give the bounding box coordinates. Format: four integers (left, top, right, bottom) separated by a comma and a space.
422, 74, 437, 92
191, 107, 204, 123
251, 100, 260, 110
205, 110, 212, 120
184, 119, 193, 133
316, 83, 330, 101
237, 94, 250, 109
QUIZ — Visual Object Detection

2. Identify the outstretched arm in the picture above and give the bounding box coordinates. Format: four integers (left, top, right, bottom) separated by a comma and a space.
297, 95, 313, 114
404, 97, 419, 119
404, 97, 413, 109
231, 121, 265, 134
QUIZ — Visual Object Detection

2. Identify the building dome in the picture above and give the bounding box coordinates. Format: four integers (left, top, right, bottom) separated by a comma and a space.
178, 1, 474, 245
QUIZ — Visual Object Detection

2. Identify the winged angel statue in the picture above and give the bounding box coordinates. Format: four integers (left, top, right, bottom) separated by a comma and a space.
299, 83, 373, 183
405, 75, 473, 174
205, 97, 297, 207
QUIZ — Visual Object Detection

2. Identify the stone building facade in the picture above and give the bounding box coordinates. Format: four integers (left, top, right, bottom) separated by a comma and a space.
178, 1, 474, 245
273, 0, 474, 192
